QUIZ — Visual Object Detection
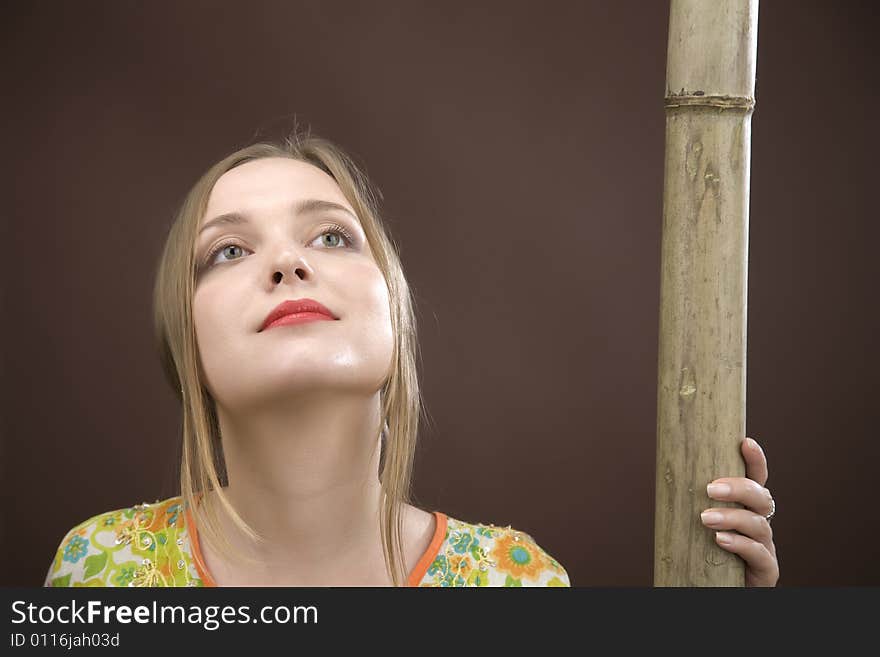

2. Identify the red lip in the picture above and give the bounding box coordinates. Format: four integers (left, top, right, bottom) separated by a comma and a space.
259, 298, 338, 332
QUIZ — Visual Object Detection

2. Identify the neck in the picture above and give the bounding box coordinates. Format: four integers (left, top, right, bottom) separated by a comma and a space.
205, 388, 388, 580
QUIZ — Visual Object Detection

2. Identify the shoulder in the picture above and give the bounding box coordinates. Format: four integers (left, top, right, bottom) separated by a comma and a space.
414, 513, 571, 587
43, 496, 199, 587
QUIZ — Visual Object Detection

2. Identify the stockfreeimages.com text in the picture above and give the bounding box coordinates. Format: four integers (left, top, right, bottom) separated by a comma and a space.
11, 600, 317, 631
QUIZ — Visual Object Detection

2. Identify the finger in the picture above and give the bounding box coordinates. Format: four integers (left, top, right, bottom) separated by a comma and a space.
741, 436, 769, 487
700, 507, 773, 553
707, 478, 774, 517
714, 531, 779, 586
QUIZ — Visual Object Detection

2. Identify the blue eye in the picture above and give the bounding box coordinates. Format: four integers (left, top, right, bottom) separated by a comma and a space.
200, 224, 356, 270
202, 240, 247, 268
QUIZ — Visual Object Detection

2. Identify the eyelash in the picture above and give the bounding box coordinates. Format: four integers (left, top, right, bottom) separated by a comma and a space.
201, 223, 356, 269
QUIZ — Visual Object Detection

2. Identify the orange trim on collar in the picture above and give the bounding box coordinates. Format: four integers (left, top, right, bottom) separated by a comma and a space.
406, 511, 447, 587
183, 496, 216, 587
183, 497, 447, 587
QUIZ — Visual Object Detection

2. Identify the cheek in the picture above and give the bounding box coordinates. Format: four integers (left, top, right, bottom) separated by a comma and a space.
351, 266, 395, 366
367, 271, 392, 322
191, 283, 237, 368
192, 286, 219, 342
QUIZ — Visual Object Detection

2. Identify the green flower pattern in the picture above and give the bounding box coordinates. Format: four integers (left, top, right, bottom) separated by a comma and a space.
419, 516, 569, 587
44, 496, 570, 587
44, 497, 203, 588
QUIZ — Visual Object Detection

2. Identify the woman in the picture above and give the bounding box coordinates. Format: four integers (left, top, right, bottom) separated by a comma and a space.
43, 130, 779, 587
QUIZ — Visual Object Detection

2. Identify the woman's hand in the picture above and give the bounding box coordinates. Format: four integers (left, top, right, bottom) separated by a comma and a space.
701, 436, 780, 587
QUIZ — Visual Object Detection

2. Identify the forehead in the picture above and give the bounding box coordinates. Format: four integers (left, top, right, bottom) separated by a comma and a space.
204, 157, 351, 220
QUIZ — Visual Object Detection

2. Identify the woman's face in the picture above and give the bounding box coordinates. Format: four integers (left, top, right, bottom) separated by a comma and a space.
192, 157, 394, 411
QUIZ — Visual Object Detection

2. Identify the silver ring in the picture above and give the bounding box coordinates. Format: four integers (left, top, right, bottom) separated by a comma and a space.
764, 497, 776, 522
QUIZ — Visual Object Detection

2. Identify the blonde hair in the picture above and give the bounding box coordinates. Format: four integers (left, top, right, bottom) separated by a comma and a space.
152, 127, 425, 586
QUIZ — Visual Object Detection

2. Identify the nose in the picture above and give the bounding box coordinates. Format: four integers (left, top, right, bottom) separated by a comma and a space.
273, 267, 306, 285
269, 248, 314, 286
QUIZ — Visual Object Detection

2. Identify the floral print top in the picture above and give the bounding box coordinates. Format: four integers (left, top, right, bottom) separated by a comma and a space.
43, 496, 570, 587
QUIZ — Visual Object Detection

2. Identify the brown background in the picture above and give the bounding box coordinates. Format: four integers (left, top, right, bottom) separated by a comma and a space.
3, 1, 877, 586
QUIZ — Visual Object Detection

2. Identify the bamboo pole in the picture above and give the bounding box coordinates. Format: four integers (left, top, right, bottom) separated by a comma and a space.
654, 0, 759, 586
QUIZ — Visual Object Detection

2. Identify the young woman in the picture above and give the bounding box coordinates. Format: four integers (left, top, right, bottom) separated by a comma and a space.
43, 130, 778, 587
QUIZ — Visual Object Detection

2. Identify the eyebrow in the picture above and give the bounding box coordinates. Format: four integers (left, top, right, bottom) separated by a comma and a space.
198, 199, 359, 238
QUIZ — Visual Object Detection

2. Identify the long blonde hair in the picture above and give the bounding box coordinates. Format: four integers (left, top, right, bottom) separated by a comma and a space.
152, 127, 425, 586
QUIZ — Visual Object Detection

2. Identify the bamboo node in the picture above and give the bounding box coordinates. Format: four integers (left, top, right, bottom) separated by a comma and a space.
664, 94, 755, 111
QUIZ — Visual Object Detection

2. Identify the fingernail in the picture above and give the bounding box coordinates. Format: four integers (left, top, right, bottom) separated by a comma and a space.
746, 437, 759, 450
701, 511, 723, 525
707, 483, 731, 497
716, 532, 733, 545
